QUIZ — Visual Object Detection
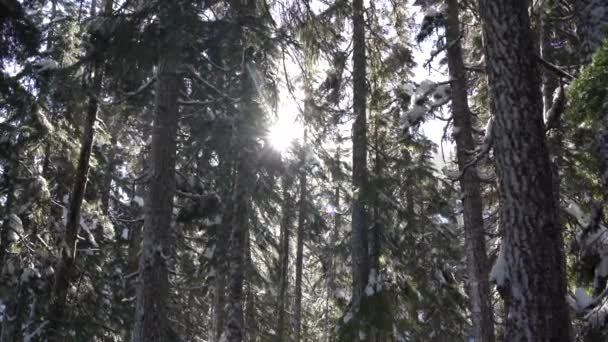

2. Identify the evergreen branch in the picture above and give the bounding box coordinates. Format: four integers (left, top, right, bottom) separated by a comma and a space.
101, 76, 157, 106
184, 64, 239, 102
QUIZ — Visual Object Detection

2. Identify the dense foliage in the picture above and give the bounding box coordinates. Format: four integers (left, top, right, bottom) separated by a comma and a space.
0, 0, 607, 341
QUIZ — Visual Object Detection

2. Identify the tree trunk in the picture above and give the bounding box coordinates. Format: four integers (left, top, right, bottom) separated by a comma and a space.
222, 158, 251, 342
244, 229, 256, 342
445, 0, 495, 341
131, 2, 183, 341
294, 136, 308, 342
351, 0, 369, 313
221, 1, 256, 340
100, 136, 117, 215
276, 174, 293, 342
210, 45, 231, 342
123, 183, 144, 341
0, 153, 18, 267
0, 151, 23, 342
0, 275, 27, 342
370, 116, 382, 274
211, 197, 230, 342
478, 1, 572, 341
0, 157, 22, 342
221, 4, 257, 340
48, 2, 110, 338
324, 147, 341, 342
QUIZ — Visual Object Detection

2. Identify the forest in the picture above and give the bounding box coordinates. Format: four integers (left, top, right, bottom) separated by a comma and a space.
1, 0, 608, 341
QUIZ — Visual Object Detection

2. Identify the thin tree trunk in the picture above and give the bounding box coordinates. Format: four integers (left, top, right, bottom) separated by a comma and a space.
100, 136, 116, 215
276, 174, 293, 342
211, 196, 230, 342
244, 229, 256, 342
538, 4, 558, 117
123, 183, 144, 342
351, 0, 369, 314
478, 1, 572, 341
370, 116, 382, 273
131, 2, 183, 341
324, 147, 341, 342
222, 158, 251, 342
294, 134, 308, 342
445, 0, 495, 341
0, 154, 17, 267
48, 2, 110, 338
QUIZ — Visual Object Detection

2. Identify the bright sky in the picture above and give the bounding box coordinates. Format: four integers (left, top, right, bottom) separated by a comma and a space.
410, 6, 456, 168
264, 1, 455, 169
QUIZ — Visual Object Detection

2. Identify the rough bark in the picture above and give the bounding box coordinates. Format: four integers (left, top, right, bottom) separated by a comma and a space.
276, 174, 293, 342
48, 1, 110, 338
294, 137, 308, 342
445, 0, 495, 341
478, 1, 572, 341
131, 2, 183, 341
351, 0, 370, 310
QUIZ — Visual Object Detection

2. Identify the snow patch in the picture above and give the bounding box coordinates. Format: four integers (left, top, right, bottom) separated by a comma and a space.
490, 243, 508, 287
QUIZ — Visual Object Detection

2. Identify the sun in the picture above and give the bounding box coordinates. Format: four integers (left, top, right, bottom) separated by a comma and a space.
268, 117, 299, 152
267, 94, 303, 152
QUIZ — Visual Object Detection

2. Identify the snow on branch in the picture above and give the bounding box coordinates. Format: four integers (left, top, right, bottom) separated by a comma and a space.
401, 80, 451, 130
545, 86, 566, 131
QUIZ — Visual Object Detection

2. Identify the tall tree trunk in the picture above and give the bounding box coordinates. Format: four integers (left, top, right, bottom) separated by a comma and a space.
0, 153, 18, 267
445, 0, 495, 341
222, 3, 256, 340
538, 3, 558, 117
478, 1, 572, 341
211, 192, 230, 342
131, 2, 183, 341
100, 136, 117, 215
276, 174, 293, 342
294, 134, 308, 342
122, 181, 145, 341
324, 147, 341, 342
244, 229, 256, 342
48, 2, 111, 339
222, 158, 252, 342
0, 154, 22, 342
210, 44, 231, 342
370, 116, 382, 273
351, 0, 369, 313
